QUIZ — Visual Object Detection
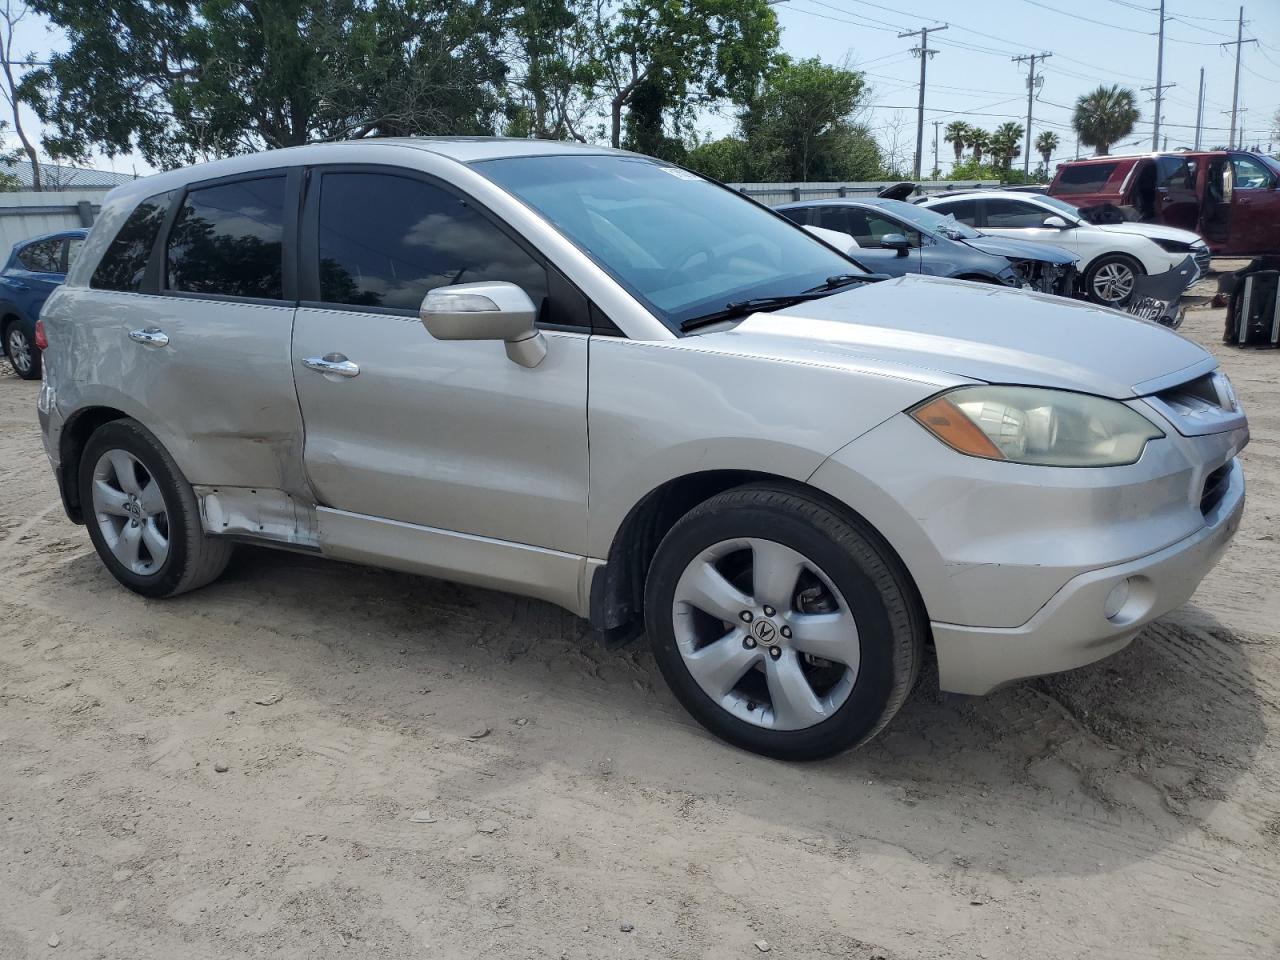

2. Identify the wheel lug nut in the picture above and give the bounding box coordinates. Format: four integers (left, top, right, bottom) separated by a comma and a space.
780, 626, 792, 639
762, 605, 775, 617
744, 637, 757, 649
739, 610, 753, 623
769, 646, 782, 660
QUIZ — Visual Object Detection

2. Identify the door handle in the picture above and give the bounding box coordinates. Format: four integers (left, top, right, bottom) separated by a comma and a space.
129, 327, 169, 347
303, 353, 360, 378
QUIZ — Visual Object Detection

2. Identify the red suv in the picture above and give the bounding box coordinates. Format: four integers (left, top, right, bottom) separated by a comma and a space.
1048, 151, 1280, 256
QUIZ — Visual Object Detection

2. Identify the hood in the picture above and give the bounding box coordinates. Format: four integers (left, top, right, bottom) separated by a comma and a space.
1092, 220, 1204, 244
961, 234, 1078, 264
707, 274, 1213, 400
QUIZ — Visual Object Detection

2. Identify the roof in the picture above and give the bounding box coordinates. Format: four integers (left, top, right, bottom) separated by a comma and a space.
0, 159, 138, 189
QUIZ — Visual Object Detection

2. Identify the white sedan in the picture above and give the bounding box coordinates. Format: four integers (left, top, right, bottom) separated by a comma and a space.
919, 190, 1209, 306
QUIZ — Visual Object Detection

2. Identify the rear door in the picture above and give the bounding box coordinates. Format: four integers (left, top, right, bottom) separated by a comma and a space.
87, 172, 306, 491
290, 166, 589, 554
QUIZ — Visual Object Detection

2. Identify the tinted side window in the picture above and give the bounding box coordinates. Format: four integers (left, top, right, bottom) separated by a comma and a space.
1156, 156, 1195, 190
66, 236, 84, 270
167, 177, 286, 299
1232, 155, 1274, 190
984, 198, 1046, 228
813, 207, 851, 234
91, 192, 173, 292
777, 207, 809, 226
315, 172, 547, 312
931, 199, 978, 226
853, 211, 921, 248
18, 238, 64, 273
1055, 162, 1119, 194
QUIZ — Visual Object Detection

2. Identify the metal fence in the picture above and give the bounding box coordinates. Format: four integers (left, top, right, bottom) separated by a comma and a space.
727, 180, 1001, 207
0, 189, 112, 253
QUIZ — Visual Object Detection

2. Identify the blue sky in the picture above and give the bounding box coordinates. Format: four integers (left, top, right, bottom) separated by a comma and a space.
5, 0, 1279, 176
762, 0, 1280, 172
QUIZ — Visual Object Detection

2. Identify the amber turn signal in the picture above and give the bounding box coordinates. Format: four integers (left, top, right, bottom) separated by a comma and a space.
910, 396, 1005, 460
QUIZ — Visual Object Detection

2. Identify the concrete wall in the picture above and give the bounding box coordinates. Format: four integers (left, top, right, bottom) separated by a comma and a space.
0, 189, 111, 253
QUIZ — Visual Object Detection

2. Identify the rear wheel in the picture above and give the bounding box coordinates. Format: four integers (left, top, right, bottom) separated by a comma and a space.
4, 321, 39, 380
79, 419, 232, 598
644, 485, 924, 760
1084, 254, 1144, 306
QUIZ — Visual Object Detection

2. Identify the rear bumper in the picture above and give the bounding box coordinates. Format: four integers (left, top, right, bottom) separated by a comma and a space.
932, 458, 1244, 694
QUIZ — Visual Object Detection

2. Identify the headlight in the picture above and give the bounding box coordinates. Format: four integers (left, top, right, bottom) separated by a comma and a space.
910, 385, 1165, 466
1152, 237, 1193, 253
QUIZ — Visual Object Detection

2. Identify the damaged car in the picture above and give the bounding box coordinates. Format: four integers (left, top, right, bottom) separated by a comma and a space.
776, 197, 1078, 296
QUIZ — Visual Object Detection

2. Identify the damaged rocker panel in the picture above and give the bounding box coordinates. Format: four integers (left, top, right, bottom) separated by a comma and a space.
195, 485, 320, 550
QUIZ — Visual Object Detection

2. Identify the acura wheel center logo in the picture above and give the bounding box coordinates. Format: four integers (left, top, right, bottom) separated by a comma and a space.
752, 618, 778, 646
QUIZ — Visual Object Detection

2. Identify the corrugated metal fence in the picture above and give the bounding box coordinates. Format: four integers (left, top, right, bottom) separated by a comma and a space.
728, 180, 1001, 207
0, 189, 111, 253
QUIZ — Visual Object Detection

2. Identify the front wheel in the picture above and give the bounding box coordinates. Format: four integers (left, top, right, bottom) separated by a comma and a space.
4, 321, 39, 380
1084, 254, 1144, 306
79, 419, 233, 598
644, 485, 924, 760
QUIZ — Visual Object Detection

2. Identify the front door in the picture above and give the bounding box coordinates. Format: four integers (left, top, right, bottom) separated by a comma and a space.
1200, 155, 1233, 250
290, 167, 590, 555
1226, 153, 1280, 255
810, 206, 921, 276
1153, 155, 1200, 232
976, 197, 1081, 257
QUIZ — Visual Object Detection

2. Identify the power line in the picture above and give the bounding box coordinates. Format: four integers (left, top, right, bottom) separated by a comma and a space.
898, 22, 948, 179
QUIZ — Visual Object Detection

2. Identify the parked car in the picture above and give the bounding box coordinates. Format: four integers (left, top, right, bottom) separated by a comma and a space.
919, 190, 1208, 306
776, 197, 1078, 296
1, 229, 87, 379
1048, 151, 1280, 256
38, 139, 1246, 760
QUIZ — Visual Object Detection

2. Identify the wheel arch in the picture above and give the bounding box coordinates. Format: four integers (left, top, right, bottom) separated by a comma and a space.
58, 405, 131, 523
588, 469, 926, 645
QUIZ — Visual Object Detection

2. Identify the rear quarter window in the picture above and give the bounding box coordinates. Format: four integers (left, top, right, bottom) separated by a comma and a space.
91, 192, 174, 292
1054, 162, 1121, 195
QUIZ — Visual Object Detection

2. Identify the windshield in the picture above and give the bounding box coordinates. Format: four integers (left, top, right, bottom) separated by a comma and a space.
1037, 194, 1084, 221
475, 154, 864, 332
879, 200, 981, 239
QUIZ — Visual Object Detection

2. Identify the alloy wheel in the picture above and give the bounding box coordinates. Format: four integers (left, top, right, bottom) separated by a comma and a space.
1091, 261, 1136, 303
671, 537, 859, 731
90, 449, 170, 575
6, 327, 31, 374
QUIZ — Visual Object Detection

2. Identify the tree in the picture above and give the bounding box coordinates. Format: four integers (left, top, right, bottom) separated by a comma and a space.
989, 121, 1023, 172
943, 120, 969, 163
0, 0, 40, 189
1035, 130, 1059, 168
736, 56, 879, 182
684, 136, 750, 182
594, 0, 779, 156
22, 0, 511, 168
502, 0, 603, 141
1072, 84, 1139, 156
966, 127, 989, 165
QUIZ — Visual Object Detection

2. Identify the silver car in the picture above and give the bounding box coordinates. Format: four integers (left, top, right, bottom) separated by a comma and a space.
37, 139, 1247, 759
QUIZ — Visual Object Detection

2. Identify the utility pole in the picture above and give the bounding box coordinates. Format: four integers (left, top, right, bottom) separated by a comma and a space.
1194, 67, 1204, 150
1222, 6, 1256, 149
1012, 52, 1050, 174
1153, 0, 1166, 149
932, 120, 940, 178
899, 23, 947, 180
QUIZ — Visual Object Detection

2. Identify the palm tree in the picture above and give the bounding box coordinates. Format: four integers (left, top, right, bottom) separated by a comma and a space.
944, 121, 970, 162
966, 127, 990, 165
991, 121, 1025, 171
1072, 85, 1139, 156
1035, 130, 1060, 168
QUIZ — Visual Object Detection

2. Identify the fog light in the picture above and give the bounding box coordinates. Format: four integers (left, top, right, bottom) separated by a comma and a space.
1104, 579, 1131, 621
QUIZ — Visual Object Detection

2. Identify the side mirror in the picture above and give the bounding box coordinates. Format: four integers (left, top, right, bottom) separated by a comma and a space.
1042, 215, 1070, 229
880, 233, 911, 256
420, 281, 546, 368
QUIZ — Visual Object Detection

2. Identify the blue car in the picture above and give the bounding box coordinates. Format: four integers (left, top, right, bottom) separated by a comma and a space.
1, 229, 87, 380
775, 198, 1078, 297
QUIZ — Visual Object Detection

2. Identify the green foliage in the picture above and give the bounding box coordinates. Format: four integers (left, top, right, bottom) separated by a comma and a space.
965, 126, 990, 164
1034, 130, 1060, 167
989, 121, 1024, 172
943, 120, 969, 162
729, 56, 880, 182
684, 136, 751, 182
1072, 84, 1139, 156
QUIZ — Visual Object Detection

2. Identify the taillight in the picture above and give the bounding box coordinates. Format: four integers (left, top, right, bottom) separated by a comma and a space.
33, 319, 47, 350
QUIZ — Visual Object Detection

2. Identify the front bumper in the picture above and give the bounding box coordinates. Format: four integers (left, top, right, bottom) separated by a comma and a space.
932, 458, 1244, 694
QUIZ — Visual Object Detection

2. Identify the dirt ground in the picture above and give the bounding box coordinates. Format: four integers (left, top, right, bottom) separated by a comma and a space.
2, 278, 1279, 960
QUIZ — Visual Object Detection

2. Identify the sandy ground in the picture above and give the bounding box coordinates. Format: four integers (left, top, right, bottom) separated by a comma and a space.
1, 282, 1279, 960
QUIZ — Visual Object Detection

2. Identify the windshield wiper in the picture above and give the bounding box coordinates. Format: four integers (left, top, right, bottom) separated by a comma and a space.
679, 274, 886, 333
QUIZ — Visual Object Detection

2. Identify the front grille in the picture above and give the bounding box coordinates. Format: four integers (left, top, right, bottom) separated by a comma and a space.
1200, 463, 1231, 515
1194, 247, 1211, 275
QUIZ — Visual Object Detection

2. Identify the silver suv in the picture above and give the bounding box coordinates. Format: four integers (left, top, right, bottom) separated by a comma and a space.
38, 139, 1247, 759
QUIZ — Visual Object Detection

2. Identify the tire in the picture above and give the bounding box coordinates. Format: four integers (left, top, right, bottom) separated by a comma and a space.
1084, 253, 1144, 306
644, 484, 924, 760
79, 418, 232, 598
4, 320, 39, 380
